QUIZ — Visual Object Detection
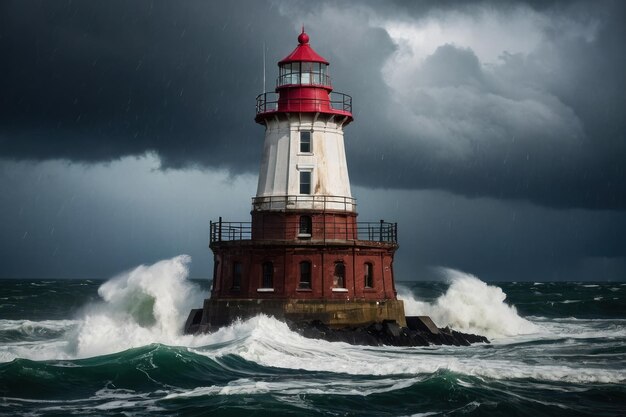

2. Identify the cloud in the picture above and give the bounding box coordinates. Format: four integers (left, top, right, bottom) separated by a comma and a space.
345, 0, 625, 209
0, 155, 257, 278
0, 0, 624, 210
0, 1, 293, 170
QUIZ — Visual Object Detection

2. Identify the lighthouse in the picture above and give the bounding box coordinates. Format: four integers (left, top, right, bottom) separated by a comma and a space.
185, 30, 406, 332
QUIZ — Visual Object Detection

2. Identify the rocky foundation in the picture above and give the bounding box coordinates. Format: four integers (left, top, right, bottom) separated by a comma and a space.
184, 302, 489, 346
289, 316, 489, 347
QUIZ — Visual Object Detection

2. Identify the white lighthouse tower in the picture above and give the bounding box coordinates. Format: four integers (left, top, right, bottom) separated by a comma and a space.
254, 29, 354, 212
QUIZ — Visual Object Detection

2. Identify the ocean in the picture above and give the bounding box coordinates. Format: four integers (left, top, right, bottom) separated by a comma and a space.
0, 255, 624, 416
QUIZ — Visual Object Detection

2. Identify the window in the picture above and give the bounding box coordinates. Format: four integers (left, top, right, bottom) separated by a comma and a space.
289, 62, 299, 84
301, 71, 310, 84
262, 262, 273, 288
320, 64, 328, 84
299, 261, 312, 289
232, 262, 241, 290
311, 62, 321, 84
364, 263, 374, 288
299, 215, 312, 236
300, 131, 311, 153
300, 171, 311, 194
278, 62, 329, 86
333, 262, 345, 288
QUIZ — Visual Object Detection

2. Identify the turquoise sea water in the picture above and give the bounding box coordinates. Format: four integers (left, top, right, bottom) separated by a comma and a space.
0, 257, 624, 416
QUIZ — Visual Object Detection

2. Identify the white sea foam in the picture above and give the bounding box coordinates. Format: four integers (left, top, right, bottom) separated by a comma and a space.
0, 256, 215, 361
0, 319, 78, 333
190, 315, 625, 384
526, 316, 626, 339
4, 388, 166, 414
0, 339, 72, 363
397, 269, 539, 339
164, 376, 421, 398
69, 255, 213, 358
3, 258, 624, 386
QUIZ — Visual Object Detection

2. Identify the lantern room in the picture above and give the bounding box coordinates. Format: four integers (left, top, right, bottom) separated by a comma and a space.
277, 30, 331, 89
256, 28, 352, 122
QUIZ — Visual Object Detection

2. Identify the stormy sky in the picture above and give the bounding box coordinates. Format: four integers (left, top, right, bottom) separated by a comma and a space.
1, 0, 625, 281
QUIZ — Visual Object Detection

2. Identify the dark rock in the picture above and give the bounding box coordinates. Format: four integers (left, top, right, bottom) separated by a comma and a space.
383, 320, 401, 338
183, 309, 203, 334
286, 317, 489, 347
406, 316, 440, 334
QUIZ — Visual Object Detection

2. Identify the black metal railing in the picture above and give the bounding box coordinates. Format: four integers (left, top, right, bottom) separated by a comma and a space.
210, 219, 251, 242
209, 217, 397, 244
252, 195, 356, 212
256, 91, 352, 114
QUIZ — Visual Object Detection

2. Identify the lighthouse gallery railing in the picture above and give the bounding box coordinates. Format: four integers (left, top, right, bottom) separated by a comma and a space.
256, 91, 352, 114
252, 195, 356, 212
210, 218, 398, 244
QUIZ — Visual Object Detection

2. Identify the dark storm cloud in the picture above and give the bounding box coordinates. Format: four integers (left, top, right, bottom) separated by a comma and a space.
0, 0, 293, 171
1, 0, 625, 210
336, 0, 626, 210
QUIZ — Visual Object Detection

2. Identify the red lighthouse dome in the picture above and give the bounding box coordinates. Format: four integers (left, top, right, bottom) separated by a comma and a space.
256, 30, 352, 123
279, 29, 328, 65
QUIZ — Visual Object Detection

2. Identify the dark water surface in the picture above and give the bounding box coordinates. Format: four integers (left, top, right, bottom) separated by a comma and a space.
0, 261, 624, 416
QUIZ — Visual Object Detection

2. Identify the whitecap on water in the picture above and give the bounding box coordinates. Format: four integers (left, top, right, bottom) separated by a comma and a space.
4, 259, 624, 386
187, 315, 624, 384
69, 255, 214, 358
1, 255, 214, 361
397, 269, 539, 339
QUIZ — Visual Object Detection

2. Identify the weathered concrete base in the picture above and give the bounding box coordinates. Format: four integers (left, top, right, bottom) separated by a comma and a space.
184, 301, 489, 346
184, 298, 406, 334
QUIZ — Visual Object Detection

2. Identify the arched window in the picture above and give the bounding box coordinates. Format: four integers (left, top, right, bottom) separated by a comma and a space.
364, 262, 374, 288
299, 215, 312, 237
333, 261, 345, 288
262, 262, 273, 288
232, 262, 241, 290
299, 261, 312, 289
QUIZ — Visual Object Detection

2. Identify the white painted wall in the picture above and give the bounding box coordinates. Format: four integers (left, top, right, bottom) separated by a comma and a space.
255, 114, 354, 211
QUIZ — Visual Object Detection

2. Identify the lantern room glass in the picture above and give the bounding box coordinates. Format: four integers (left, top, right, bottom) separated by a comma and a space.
278, 62, 329, 87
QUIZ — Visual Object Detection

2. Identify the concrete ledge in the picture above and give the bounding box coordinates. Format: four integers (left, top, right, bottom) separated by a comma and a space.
406, 316, 440, 334
188, 298, 406, 332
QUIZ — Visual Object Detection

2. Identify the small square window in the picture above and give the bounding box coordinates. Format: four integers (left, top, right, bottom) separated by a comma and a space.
300, 131, 311, 153
300, 171, 311, 194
